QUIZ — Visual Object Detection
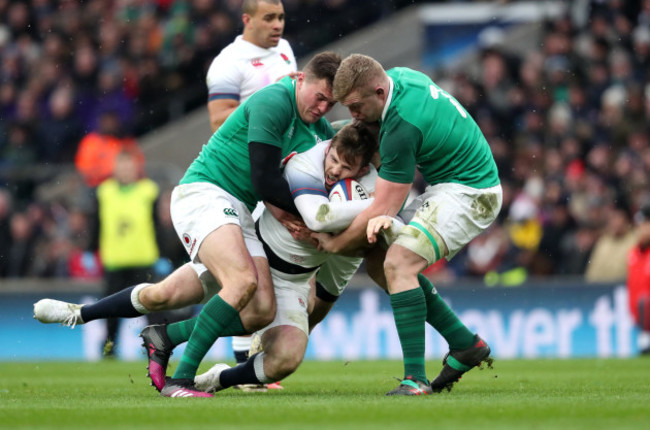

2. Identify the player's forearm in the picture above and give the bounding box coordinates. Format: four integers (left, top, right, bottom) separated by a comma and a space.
297, 194, 374, 232
327, 186, 405, 253
326, 210, 373, 254
250, 142, 300, 216
311, 199, 374, 232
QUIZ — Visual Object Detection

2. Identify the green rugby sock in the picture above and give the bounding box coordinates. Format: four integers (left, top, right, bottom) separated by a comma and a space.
419, 274, 474, 350
172, 295, 239, 380
390, 288, 427, 383
166, 314, 248, 347
166, 317, 198, 346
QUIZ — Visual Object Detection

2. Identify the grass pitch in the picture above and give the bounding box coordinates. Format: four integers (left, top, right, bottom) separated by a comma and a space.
1, 358, 648, 430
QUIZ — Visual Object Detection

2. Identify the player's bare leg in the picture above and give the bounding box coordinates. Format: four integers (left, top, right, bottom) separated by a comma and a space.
195, 325, 308, 392
162, 225, 274, 398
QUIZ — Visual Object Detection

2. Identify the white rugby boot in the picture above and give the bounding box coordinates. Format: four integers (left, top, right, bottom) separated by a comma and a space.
33, 299, 84, 328
194, 363, 231, 393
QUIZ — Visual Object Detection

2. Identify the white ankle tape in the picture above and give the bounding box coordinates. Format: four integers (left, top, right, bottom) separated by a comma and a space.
130, 283, 151, 314
253, 352, 272, 384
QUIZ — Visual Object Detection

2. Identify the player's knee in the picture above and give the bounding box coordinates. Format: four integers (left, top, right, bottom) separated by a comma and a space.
383, 250, 401, 284
245, 310, 275, 332
242, 273, 259, 299
227, 271, 258, 305
247, 284, 277, 328
257, 308, 275, 328
266, 349, 302, 379
252, 287, 275, 316
140, 284, 174, 311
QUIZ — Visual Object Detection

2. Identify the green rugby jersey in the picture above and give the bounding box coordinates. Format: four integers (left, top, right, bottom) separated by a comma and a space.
378, 68, 499, 188
180, 77, 334, 211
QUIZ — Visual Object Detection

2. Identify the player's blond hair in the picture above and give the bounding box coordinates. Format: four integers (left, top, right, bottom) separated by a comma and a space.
333, 54, 386, 101
243, 0, 282, 15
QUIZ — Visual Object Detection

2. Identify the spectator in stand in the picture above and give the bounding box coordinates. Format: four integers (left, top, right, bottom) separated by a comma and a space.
5, 211, 38, 278
627, 203, 650, 355
0, 188, 14, 277
0, 121, 38, 171
585, 203, 637, 283
37, 85, 84, 163
74, 110, 144, 189
66, 207, 103, 280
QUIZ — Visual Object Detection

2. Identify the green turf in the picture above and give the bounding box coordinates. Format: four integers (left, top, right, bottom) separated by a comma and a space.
0, 358, 648, 429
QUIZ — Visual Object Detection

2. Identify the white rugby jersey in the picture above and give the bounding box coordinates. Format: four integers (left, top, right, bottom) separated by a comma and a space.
206, 36, 297, 103
258, 141, 376, 270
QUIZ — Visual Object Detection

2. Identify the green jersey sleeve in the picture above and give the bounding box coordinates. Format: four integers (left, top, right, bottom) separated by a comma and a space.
245, 83, 294, 148
378, 119, 420, 184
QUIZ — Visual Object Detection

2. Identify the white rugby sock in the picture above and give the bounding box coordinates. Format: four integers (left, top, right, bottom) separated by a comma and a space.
130, 283, 152, 314
253, 352, 272, 384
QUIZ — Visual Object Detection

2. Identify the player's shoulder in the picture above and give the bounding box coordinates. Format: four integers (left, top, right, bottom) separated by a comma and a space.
206, 45, 242, 80
253, 76, 293, 99
211, 36, 260, 64
387, 66, 427, 79
286, 141, 328, 174
388, 68, 434, 95
245, 78, 294, 114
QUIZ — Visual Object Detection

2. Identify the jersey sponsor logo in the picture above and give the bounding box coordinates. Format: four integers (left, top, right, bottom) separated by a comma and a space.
251, 58, 263, 67
223, 207, 238, 218
280, 53, 291, 64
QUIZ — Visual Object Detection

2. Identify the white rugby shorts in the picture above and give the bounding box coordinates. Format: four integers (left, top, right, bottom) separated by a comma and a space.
260, 268, 315, 335
170, 182, 265, 262
397, 182, 503, 264
315, 254, 364, 297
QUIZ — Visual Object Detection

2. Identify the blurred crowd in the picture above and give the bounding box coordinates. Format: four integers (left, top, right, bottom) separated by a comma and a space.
425, 0, 650, 285
1, 0, 649, 285
0, 0, 410, 278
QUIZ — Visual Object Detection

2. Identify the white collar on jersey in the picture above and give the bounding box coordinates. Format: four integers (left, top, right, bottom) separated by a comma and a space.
381, 77, 394, 122
234, 34, 282, 56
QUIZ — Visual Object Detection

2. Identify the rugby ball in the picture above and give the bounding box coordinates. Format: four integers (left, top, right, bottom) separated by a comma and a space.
329, 178, 369, 202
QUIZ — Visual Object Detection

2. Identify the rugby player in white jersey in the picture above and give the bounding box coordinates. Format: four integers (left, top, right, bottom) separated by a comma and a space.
193, 122, 378, 390
206, 0, 297, 132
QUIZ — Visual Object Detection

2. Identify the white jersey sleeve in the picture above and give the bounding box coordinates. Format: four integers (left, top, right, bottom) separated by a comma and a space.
206, 53, 243, 101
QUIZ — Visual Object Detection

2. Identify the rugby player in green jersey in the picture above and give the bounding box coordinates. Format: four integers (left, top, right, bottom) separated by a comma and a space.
313, 54, 503, 396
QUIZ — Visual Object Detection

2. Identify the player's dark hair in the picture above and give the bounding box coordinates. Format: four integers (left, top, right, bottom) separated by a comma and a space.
303, 52, 342, 88
331, 122, 377, 168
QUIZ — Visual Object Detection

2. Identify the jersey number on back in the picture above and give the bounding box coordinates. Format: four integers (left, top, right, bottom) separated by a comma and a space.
429, 85, 467, 118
